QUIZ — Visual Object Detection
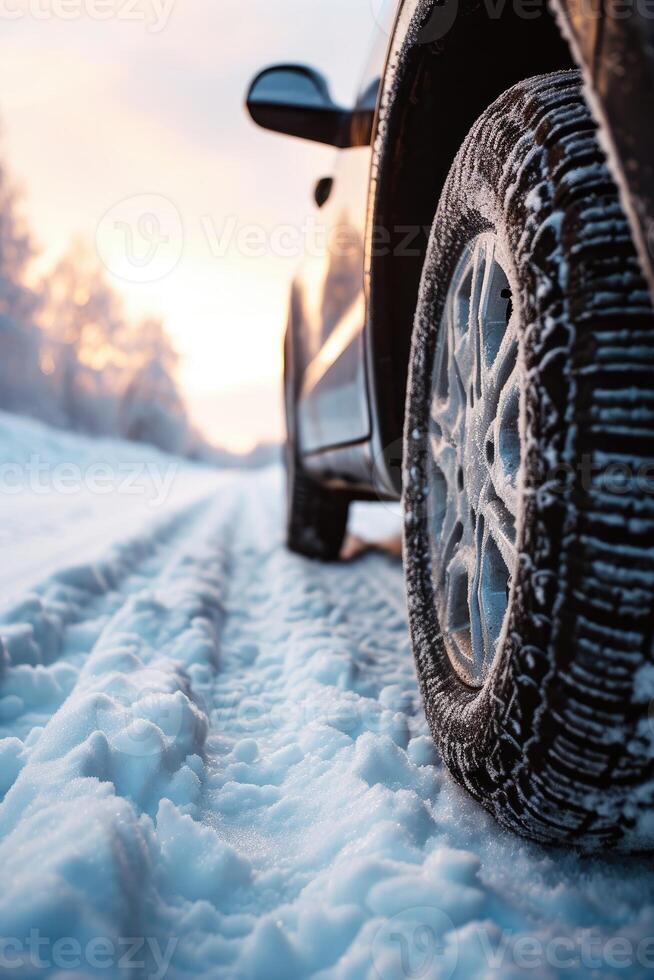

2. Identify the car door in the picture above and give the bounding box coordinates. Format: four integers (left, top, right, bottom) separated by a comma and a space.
295, 3, 397, 455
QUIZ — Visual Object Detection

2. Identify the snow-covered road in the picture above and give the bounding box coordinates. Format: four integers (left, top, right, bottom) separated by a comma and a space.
1, 415, 654, 980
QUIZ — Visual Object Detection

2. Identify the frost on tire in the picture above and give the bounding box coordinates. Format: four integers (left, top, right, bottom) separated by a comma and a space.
404, 70, 654, 850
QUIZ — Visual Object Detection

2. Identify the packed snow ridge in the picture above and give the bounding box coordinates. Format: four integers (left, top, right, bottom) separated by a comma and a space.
0, 412, 653, 979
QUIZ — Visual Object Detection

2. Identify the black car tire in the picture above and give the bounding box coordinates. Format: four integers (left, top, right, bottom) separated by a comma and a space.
285, 451, 350, 561
404, 70, 654, 849
284, 324, 350, 561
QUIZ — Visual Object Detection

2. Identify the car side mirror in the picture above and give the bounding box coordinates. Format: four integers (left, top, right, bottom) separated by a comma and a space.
246, 65, 351, 148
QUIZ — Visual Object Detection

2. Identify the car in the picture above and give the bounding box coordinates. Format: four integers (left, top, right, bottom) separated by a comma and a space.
245, 0, 654, 850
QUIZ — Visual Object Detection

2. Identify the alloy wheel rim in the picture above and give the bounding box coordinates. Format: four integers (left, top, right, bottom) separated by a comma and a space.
427, 232, 522, 688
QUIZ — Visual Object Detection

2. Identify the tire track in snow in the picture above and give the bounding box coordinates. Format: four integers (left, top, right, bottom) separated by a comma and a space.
0, 493, 221, 746
0, 479, 251, 971
148, 475, 460, 976
0, 481, 244, 804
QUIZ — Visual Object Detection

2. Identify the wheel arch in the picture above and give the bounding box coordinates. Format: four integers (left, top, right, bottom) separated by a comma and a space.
366, 0, 577, 497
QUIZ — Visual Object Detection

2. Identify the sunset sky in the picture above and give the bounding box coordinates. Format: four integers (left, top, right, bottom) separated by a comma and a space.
0, 0, 383, 451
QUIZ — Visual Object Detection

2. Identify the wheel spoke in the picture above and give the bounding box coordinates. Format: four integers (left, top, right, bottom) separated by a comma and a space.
468, 520, 486, 682
480, 490, 518, 574
476, 515, 511, 675
478, 241, 514, 382
487, 362, 521, 517
432, 298, 451, 407
427, 232, 522, 688
483, 307, 518, 404
432, 287, 466, 445
442, 549, 474, 674
469, 237, 491, 405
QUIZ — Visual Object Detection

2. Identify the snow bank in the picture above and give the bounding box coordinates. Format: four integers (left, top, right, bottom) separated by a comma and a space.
0, 411, 224, 602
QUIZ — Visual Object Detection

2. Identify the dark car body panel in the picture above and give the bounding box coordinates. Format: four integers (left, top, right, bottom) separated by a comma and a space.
284, 0, 654, 500
558, 0, 654, 294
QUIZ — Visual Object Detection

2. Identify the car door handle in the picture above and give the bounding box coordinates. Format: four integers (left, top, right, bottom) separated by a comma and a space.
314, 177, 333, 208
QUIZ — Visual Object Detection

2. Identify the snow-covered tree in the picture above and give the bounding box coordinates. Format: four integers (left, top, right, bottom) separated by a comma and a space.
0, 162, 62, 422
39, 243, 193, 453
0, 155, 196, 456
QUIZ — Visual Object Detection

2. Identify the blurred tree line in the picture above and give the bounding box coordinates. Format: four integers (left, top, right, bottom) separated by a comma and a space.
0, 162, 197, 457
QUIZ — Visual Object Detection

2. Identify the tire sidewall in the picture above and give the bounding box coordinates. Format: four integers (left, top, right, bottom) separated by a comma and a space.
403, 73, 584, 815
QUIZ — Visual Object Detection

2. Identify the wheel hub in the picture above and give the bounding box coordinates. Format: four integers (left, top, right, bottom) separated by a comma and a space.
428, 232, 522, 688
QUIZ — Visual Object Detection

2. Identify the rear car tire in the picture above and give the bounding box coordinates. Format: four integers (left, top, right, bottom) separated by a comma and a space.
404, 70, 654, 849
285, 453, 350, 561
284, 325, 350, 561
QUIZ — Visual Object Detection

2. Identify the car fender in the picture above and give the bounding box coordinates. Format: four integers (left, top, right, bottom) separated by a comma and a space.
367, 0, 654, 498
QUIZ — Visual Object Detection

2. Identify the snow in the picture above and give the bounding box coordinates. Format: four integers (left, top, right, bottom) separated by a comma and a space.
0, 411, 223, 601
1, 415, 654, 978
